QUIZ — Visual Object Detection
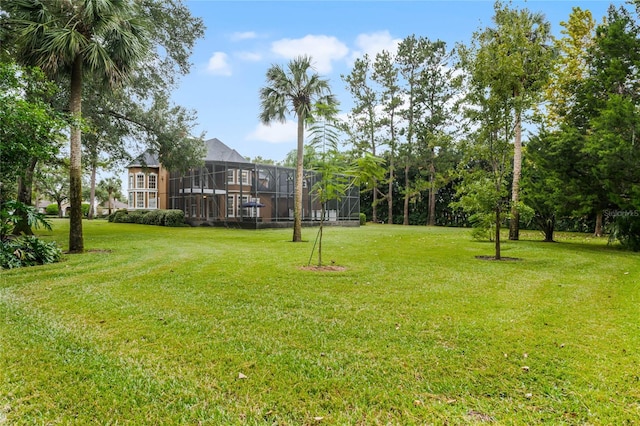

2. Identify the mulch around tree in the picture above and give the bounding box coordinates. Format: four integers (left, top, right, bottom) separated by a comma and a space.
475, 255, 521, 261
299, 265, 347, 272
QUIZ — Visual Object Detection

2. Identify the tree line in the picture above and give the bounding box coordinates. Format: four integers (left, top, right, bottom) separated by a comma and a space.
333, 2, 640, 254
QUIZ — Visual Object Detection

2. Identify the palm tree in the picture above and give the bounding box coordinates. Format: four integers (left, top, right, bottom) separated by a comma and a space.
98, 177, 123, 216
5, 0, 150, 252
259, 55, 337, 242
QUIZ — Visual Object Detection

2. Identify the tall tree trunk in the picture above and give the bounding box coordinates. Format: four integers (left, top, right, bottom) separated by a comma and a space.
428, 158, 436, 226
403, 164, 410, 225
543, 217, 555, 242
387, 156, 394, 225
293, 114, 304, 242
13, 158, 38, 236
594, 211, 603, 237
108, 190, 113, 216
372, 178, 378, 223
68, 55, 84, 253
495, 206, 501, 260
509, 113, 522, 241
88, 161, 97, 220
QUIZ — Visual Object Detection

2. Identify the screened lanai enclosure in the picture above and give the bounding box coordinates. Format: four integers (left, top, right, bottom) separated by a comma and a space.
168, 161, 360, 228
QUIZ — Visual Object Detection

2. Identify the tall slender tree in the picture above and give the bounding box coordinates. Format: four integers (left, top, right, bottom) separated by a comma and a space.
4, 0, 151, 252
467, 1, 553, 241
373, 50, 402, 224
259, 55, 337, 242
342, 55, 385, 223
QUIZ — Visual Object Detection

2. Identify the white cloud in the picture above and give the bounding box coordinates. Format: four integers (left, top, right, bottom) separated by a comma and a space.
271, 35, 349, 74
351, 31, 402, 61
206, 52, 232, 76
246, 121, 297, 144
235, 51, 262, 62
230, 31, 258, 41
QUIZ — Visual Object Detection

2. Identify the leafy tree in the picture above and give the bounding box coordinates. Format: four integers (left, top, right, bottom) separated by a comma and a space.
259, 55, 337, 242
455, 48, 515, 259
372, 50, 402, 224
3, 0, 205, 252
97, 177, 123, 216
463, 1, 554, 240
306, 114, 351, 266
37, 162, 70, 219
342, 54, 385, 223
3, 0, 152, 252
410, 39, 460, 226
540, 7, 595, 128
0, 62, 66, 233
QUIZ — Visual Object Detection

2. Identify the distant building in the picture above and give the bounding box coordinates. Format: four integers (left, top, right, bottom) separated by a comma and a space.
126, 138, 360, 228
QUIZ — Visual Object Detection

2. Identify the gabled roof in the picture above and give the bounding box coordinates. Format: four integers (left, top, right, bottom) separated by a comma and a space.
204, 138, 250, 163
127, 151, 160, 168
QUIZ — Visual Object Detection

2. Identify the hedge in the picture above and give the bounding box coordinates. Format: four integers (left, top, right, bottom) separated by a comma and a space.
109, 209, 185, 227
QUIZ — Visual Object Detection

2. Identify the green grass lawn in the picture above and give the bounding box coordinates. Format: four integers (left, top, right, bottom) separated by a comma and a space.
1, 220, 639, 424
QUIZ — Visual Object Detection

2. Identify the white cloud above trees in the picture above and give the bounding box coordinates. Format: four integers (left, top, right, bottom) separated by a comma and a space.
246, 121, 297, 144
206, 52, 232, 76
271, 35, 349, 74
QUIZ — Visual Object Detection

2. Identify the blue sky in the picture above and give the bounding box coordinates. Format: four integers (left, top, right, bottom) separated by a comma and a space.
163, 0, 623, 163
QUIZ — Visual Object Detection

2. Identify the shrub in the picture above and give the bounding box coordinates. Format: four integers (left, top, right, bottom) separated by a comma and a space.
82, 203, 90, 217
110, 209, 184, 227
142, 210, 164, 226
359, 213, 366, 226
164, 210, 185, 227
0, 200, 61, 269
45, 204, 59, 216
110, 210, 128, 223
1, 236, 62, 269
608, 214, 640, 251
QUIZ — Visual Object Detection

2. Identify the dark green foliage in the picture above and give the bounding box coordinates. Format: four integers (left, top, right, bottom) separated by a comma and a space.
1, 200, 51, 239
142, 210, 165, 226
81, 203, 90, 217
109, 209, 184, 227
45, 204, 59, 216
1, 201, 61, 269
359, 213, 366, 226
163, 210, 185, 227
607, 214, 640, 251
1, 235, 62, 269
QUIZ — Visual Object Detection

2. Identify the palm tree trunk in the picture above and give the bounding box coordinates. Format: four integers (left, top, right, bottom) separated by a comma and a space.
293, 114, 304, 242
68, 55, 84, 253
509, 112, 522, 241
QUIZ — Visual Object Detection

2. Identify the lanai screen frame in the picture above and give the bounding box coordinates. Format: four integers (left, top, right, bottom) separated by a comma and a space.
168, 161, 360, 228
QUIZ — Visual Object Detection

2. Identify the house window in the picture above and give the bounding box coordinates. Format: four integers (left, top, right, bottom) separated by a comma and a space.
241, 195, 249, 216
136, 173, 145, 189
128, 192, 134, 208
136, 192, 145, 208
148, 174, 157, 190
241, 170, 249, 185
192, 169, 200, 188
227, 169, 235, 184
227, 195, 235, 217
148, 192, 157, 209
128, 174, 133, 190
